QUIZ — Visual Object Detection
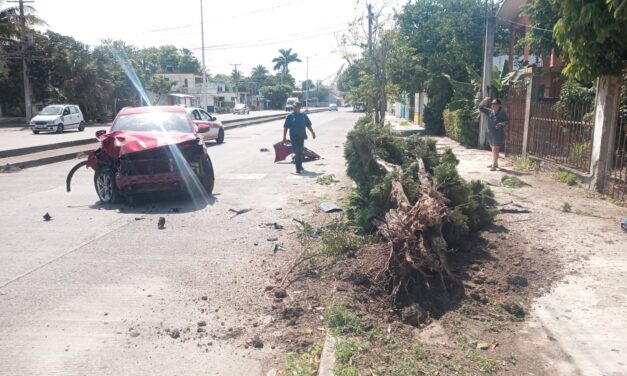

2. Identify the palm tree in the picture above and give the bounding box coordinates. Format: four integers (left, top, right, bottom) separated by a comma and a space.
251, 65, 268, 77
0, 1, 47, 41
272, 48, 301, 84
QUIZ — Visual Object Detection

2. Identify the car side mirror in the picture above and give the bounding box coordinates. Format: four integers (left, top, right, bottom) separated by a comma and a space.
210, 116, 216, 121
197, 123, 211, 133
95, 130, 106, 139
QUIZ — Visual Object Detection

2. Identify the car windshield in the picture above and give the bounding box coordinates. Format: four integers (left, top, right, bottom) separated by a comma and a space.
112, 112, 193, 133
39, 105, 64, 115
234, 104, 245, 109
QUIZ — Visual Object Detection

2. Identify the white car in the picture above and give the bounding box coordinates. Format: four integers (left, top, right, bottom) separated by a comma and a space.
185, 107, 225, 144
232, 103, 250, 115
30, 104, 85, 134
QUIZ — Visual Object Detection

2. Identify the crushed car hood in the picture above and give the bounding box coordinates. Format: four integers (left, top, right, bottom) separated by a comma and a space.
99, 131, 200, 159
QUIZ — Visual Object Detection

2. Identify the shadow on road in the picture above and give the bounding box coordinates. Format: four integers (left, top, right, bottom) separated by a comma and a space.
86, 191, 217, 214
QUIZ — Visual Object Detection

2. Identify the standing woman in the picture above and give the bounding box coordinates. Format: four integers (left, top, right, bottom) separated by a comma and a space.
479, 97, 509, 171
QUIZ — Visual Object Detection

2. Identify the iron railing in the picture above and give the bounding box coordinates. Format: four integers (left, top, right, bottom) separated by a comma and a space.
604, 76, 627, 201
527, 98, 595, 172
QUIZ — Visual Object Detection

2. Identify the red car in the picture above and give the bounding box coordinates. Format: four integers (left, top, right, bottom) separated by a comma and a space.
67, 106, 215, 204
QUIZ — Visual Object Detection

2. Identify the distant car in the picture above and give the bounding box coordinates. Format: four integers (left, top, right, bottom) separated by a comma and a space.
65, 106, 214, 204
232, 103, 250, 114
285, 97, 300, 112
30, 104, 85, 134
352, 102, 366, 112
185, 107, 225, 144
329, 103, 338, 111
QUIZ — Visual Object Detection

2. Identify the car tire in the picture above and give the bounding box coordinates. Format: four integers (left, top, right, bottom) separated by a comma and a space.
199, 155, 215, 195
216, 128, 225, 144
56, 123, 64, 133
78, 121, 85, 131
94, 168, 121, 204
32, 130, 39, 134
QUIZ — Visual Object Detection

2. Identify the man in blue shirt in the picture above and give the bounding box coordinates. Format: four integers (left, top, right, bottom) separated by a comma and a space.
282, 101, 316, 173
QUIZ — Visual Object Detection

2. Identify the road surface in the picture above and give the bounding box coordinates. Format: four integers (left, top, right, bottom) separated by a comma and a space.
0, 109, 358, 376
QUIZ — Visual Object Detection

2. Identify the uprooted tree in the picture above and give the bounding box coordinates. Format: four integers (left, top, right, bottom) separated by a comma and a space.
344, 116, 497, 306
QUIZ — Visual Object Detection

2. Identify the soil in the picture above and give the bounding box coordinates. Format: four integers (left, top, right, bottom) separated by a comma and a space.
261, 132, 626, 375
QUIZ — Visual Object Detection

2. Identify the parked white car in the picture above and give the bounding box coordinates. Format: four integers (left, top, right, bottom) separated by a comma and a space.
30, 104, 85, 134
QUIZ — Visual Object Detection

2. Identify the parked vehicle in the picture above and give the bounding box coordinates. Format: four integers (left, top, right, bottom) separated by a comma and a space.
65, 106, 215, 204
30, 104, 85, 134
285, 97, 299, 112
352, 102, 366, 112
232, 103, 250, 114
329, 103, 338, 111
185, 107, 225, 144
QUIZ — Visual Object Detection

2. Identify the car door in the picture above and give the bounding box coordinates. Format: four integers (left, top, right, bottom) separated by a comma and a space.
62, 106, 71, 125
69, 106, 78, 128
199, 110, 219, 138
190, 109, 210, 141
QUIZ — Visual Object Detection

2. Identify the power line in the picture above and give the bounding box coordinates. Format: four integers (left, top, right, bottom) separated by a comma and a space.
138, 0, 307, 35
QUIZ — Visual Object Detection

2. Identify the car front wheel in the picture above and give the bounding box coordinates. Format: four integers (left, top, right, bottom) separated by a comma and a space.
94, 168, 121, 204
32, 130, 39, 134
199, 155, 214, 195
56, 123, 64, 133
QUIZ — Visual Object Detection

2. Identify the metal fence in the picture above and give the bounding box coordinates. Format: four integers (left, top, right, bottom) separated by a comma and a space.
527, 98, 595, 172
603, 76, 627, 201
503, 79, 528, 156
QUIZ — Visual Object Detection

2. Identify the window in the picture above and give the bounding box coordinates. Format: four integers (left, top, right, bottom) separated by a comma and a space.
184, 78, 188, 88
192, 110, 202, 121
70, 106, 78, 114
199, 110, 212, 121
63, 107, 71, 116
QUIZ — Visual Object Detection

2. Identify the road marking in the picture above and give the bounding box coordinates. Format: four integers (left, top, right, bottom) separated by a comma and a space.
221, 173, 267, 180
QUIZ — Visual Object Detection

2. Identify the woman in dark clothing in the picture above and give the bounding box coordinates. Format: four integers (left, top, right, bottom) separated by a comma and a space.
479, 97, 509, 171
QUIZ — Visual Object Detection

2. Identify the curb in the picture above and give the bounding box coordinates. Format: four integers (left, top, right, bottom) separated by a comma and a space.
0, 109, 329, 171
318, 335, 336, 376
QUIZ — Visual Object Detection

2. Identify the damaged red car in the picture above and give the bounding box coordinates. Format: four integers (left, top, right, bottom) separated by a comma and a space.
66, 106, 215, 203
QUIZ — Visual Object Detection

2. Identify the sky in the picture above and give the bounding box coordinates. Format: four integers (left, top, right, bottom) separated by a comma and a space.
20, 0, 404, 86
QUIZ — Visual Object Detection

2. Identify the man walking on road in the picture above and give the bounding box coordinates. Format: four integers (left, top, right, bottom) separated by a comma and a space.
282, 101, 316, 173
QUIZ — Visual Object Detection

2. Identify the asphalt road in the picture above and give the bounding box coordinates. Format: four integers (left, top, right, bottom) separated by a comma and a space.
0, 109, 359, 376
0, 110, 289, 153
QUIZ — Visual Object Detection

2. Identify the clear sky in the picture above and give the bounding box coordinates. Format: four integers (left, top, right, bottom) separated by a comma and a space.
22, 0, 403, 85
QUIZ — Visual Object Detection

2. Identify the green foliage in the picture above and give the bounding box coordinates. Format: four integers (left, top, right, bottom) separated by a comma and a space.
562, 202, 572, 212
568, 141, 592, 166
324, 302, 364, 335
320, 221, 363, 257
344, 117, 496, 245
316, 174, 339, 185
552, 171, 578, 186
501, 175, 524, 188
553, 0, 627, 81
512, 157, 539, 171
285, 342, 324, 376
443, 107, 479, 147
260, 84, 292, 109
554, 79, 596, 121
520, 0, 561, 56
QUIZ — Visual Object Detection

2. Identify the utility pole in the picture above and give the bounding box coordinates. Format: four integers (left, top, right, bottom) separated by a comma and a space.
367, 3, 373, 58
305, 56, 309, 110
200, 0, 207, 111
230, 63, 240, 103
479, 2, 496, 147
10, 0, 34, 121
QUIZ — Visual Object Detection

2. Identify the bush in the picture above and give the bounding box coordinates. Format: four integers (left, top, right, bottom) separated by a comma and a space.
568, 141, 592, 166
320, 220, 363, 257
344, 117, 496, 245
552, 171, 578, 186
443, 107, 479, 147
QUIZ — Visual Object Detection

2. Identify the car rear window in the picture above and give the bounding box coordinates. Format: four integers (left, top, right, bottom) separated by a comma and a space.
112, 112, 193, 133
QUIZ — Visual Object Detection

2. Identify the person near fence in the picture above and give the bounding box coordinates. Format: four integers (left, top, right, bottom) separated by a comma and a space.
479, 97, 509, 171
282, 101, 316, 173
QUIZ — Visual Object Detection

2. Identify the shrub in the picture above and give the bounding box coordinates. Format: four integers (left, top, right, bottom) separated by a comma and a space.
443, 107, 479, 147
552, 171, 578, 186
568, 141, 592, 167
320, 220, 363, 257
344, 117, 496, 245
